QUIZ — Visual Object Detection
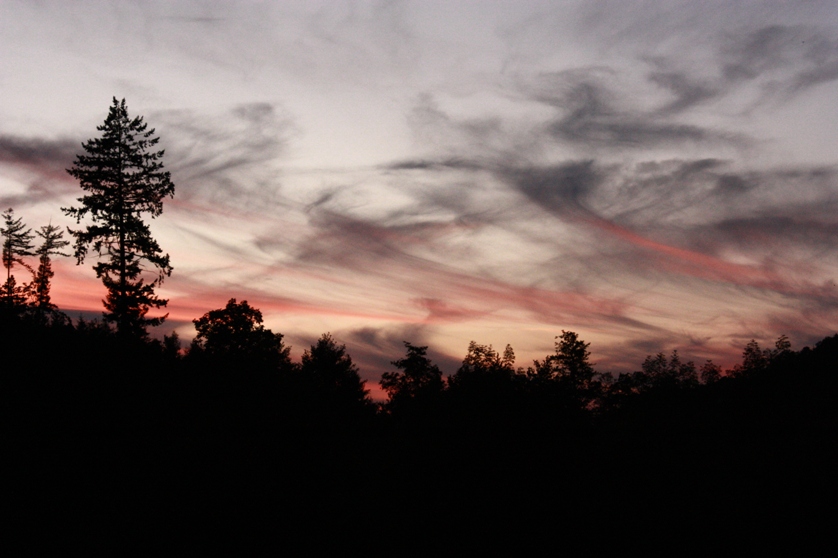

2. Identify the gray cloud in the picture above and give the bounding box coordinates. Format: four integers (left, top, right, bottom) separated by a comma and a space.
648, 70, 720, 114
502, 160, 600, 217
294, 210, 433, 270
721, 25, 806, 81
496, 156, 838, 262
516, 23, 838, 153
527, 69, 726, 149
0, 135, 79, 207
154, 102, 296, 211
696, 213, 838, 255
0, 135, 78, 168
715, 173, 752, 196
382, 157, 484, 172
668, 23, 838, 108
720, 24, 838, 92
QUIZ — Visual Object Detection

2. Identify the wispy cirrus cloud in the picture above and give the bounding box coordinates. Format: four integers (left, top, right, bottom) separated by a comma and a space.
719, 24, 838, 93
155, 102, 298, 210
4, 0, 838, 383
533, 70, 720, 149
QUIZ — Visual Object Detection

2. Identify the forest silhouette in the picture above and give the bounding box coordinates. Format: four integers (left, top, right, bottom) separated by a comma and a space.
2, 100, 835, 550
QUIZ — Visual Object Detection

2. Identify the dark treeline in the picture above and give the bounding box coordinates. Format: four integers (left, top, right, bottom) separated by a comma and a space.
2, 303, 836, 550
4, 99, 834, 549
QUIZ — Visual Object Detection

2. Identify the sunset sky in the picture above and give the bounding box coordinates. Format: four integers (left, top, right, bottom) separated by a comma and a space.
3, 1, 838, 393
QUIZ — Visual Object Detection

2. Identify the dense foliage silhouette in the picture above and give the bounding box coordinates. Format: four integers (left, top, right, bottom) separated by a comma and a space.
188, 298, 292, 372
3, 303, 836, 550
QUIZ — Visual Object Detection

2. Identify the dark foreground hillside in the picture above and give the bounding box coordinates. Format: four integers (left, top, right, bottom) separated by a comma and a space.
3, 311, 836, 551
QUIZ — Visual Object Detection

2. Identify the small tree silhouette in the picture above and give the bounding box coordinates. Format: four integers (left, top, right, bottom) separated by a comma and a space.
381, 342, 445, 413
699, 360, 722, 384
528, 330, 599, 410
530, 331, 594, 384
447, 341, 524, 405
301, 333, 372, 411
31, 223, 70, 310
729, 336, 792, 378
1, 208, 35, 308
190, 298, 291, 370
637, 350, 698, 389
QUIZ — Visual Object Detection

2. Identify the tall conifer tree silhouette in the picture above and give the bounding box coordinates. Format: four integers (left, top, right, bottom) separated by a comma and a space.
32, 223, 70, 310
1, 208, 35, 308
65, 98, 175, 336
